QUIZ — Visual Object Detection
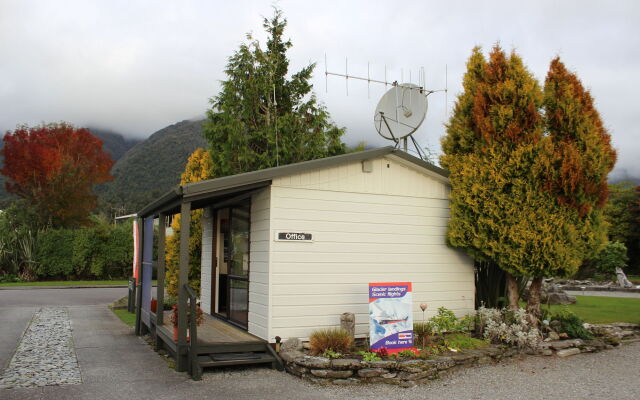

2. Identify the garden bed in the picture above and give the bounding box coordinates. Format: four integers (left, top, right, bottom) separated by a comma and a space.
279, 323, 640, 387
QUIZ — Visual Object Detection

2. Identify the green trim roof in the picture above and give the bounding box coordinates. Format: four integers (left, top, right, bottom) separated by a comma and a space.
137, 146, 448, 217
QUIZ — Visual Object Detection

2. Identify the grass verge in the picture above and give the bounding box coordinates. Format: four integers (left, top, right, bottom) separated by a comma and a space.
0, 280, 156, 287
110, 306, 136, 327
543, 295, 640, 324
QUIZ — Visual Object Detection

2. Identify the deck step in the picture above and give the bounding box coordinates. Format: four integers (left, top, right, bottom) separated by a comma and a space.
198, 352, 275, 368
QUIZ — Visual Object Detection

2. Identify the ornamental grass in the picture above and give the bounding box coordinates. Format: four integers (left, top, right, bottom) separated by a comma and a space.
308, 328, 353, 356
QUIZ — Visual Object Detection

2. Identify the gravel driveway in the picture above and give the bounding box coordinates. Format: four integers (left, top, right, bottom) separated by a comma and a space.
199, 342, 640, 400
2, 288, 638, 400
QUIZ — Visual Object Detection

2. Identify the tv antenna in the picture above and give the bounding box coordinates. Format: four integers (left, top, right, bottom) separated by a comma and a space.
324, 55, 447, 161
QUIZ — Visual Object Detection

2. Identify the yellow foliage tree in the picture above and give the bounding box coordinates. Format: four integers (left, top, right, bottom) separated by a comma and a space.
165, 148, 214, 298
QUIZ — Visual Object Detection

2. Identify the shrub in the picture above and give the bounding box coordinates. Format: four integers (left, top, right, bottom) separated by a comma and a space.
550, 308, 592, 340
591, 241, 628, 278
444, 333, 488, 351
428, 307, 472, 335
357, 350, 382, 362
35, 218, 133, 280
477, 307, 541, 348
321, 349, 342, 359
0, 202, 40, 280
35, 229, 75, 277
308, 328, 353, 356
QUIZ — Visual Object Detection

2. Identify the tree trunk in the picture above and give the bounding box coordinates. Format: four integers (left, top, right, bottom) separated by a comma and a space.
505, 272, 520, 310
526, 277, 543, 326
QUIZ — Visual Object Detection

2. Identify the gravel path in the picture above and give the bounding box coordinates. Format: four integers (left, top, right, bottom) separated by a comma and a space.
566, 290, 640, 298
201, 342, 640, 400
0, 308, 82, 389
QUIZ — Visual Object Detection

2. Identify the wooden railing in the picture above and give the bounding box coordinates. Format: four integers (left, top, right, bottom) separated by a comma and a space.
184, 284, 201, 380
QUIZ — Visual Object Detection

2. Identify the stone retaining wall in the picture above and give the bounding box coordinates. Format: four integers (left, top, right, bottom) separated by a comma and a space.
280, 323, 640, 387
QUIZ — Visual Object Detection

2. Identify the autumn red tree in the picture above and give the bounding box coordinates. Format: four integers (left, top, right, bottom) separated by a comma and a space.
1, 123, 114, 227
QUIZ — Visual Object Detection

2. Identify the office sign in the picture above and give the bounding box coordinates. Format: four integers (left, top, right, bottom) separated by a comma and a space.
275, 232, 313, 242
369, 282, 414, 352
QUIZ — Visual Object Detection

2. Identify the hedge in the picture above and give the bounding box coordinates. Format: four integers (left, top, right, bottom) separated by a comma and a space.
35, 221, 133, 280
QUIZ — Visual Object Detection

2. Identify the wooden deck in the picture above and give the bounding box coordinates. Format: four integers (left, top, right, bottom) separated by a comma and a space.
153, 311, 281, 377
156, 312, 262, 346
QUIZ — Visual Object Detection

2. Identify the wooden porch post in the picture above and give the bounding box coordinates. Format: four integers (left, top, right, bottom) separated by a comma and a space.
156, 213, 166, 326
176, 202, 191, 371
134, 217, 145, 336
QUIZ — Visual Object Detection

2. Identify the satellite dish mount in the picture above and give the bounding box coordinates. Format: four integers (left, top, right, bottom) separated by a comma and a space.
324, 56, 447, 161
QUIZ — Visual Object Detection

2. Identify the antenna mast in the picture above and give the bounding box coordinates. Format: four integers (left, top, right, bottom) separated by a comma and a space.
324, 56, 447, 161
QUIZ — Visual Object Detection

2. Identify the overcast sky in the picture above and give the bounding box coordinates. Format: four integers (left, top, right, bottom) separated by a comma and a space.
1, 0, 638, 175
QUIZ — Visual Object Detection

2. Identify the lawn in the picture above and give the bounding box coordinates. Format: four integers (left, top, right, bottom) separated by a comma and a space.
0, 280, 156, 287
110, 307, 136, 327
543, 295, 640, 324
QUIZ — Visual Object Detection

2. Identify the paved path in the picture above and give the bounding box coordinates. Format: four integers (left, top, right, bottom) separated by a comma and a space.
1, 288, 639, 399
567, 290, 640, 298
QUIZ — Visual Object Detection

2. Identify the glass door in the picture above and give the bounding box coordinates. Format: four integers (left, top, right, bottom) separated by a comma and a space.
227, 200, 250, 328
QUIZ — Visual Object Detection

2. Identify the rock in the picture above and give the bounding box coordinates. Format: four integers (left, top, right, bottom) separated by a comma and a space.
381, 372, 397, 379
367, 360, 397, 369
545, 331, 560, 342
357, 368, 388, 378
310, 369, 353, 379
332, 378, 359, 385
556, 348, 581, 358
397, 369, 436, 380
546, 340, 573, 350
580, 339, 606, 351
424, 357, 456, 371
331, 359, 361, 370
397, 360, 427, 371
281, 337, 301, 353
302, 342, 311, 350
280, 350, 305, 363
542, 349, 553, 356
285, 363, 309, 376
546, 292, 577, 305
558, 333, 569, 339
615, 267, 634, 288
296, 356, 330, 369
450, 353, 475, 364
525, 282, 576, 304
611, 322, 640, 330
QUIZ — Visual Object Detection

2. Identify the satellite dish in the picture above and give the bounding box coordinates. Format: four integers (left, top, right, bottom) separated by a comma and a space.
374, 83, 428, 142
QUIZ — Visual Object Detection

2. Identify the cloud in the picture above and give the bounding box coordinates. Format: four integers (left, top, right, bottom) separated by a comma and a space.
1, 0, 638, 174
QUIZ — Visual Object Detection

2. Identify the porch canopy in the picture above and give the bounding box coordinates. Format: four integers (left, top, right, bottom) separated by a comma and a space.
133, 146, 448, 365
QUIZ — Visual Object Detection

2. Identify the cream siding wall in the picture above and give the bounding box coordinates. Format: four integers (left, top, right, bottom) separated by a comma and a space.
267, 156, 474, 341
248, 188, 271, 340
200, 208, 213, 314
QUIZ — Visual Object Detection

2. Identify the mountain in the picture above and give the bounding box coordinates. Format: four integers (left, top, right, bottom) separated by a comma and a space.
88, 127, 142, 162
0, 127, 140, 208
96, 119, 208, 213
609, 168, 640, 186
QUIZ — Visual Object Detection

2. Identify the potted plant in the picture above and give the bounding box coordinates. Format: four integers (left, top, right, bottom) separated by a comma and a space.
169, 304, 204, 341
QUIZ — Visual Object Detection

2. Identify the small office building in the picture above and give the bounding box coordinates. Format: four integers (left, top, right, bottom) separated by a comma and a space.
135, 147, 474, 374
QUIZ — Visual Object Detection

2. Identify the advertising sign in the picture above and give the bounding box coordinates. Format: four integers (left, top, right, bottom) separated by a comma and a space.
369, 282, 414, 352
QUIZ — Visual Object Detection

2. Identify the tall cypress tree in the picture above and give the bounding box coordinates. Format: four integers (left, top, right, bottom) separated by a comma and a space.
203, 9, 345, 177
541, 57, 616, 215
441, 46, 608, 318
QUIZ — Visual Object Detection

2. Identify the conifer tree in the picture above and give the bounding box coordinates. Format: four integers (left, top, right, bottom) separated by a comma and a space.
203, 9, 345, 177
441, 46, 610, 318
165, 148, 213, 298
541, 57, 616, 216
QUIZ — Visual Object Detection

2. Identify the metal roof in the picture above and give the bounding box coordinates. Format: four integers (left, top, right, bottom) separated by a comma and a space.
137, 146, 448, 218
